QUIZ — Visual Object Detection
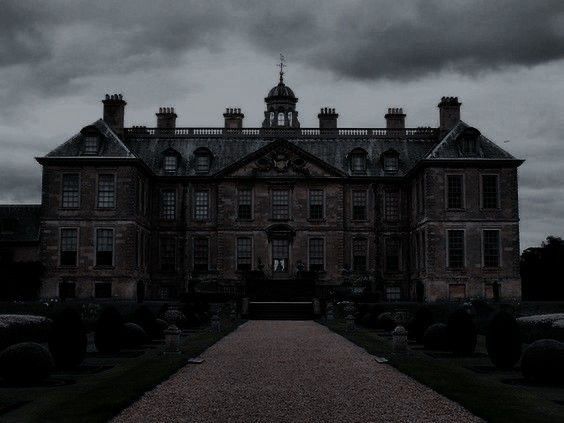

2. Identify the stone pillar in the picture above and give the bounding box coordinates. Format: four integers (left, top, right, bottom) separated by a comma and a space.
346, 314, 356, 332
164, 325, 181, 354
211, 314, 221, 333
392, 326, 408, 352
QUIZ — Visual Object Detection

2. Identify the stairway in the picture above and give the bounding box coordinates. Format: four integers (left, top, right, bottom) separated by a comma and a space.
249, 301, 314, 320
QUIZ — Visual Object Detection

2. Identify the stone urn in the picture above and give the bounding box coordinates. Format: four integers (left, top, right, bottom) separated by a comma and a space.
164, 325, 181, 354
392, 325, 408, 352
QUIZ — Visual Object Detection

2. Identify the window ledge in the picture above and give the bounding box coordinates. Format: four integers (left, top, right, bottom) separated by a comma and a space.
94, 265, 115, 270
235, 218, 254, 223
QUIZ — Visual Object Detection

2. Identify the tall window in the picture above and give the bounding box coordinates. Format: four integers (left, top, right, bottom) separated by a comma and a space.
96, 228, 114, 266
164, 155, 177, 173
269, 112, 274, 125
193, 190, 209, 220
483, 230, 500, 268
160, 237, 176, 272
193, 237, 209, 272
272, 239, 289, 272
60, 228, 78, 266
309, 238, 324, 271
288, 112, 292, 126
277, 112, 284, 126
160, 190, 176, 220
97, 174, 115, 208
195, 154, 210, 173
384, 189, 400, 222
83, 136, 98, 155
59, 281, 76, 299
386, 286, 401, 302
95, 283, 112, 298
447, 175, 464, 209
237, 189, 252, 220
236, 237, 252, 271
309, 189, 324, 220
352, 238, 367, 272
351, 153, 366, 174
272, 189, 290, 220
352, 190, 367, 220
383, 155, 398, 172
482, 175, 499, 209
447, 230, 465, 269
385, 238, 400, 272
61, 174, 79, 209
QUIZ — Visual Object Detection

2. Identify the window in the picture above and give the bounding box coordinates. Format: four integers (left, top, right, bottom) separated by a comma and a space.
97, 174, 115, 208
95, 282, 112, 298
272, 239, 289, 272
288, 112, 292, 126
449, 284, 466, 300
60, 228, 78, 266
309, 189, 324, 220
385, 238, 400, 272
383, 155, 398, 172
160, 237, 176, 272
418, 176, 426, 214
196, 154, 210, 173
164, 155, 177, 173
386, 287, 401, 302
482, 175, 499, 209
59, 281, 76, 299
193, 237, 209, 272
483, 230, 500, 268
352, 238, 367, 272
447, 175, 463, 209
269, 112, 274, 125
309, 238, 324, 271
447, 230, 465, 269
83, 136, 98, 155
352, 190, 367, 220
96, 228, 114, 266
160, 190, 176, 220
193, 190, 209, 220
277, 112, 284, 126
237, 237, 252, 271
384, 189, 400, 222
420, 230, 427, 271
62, 174, 79, 208
272, 189, 290, 220
237, 189, 252, 220
461, 138, 478, 156
351, 152, 366, 174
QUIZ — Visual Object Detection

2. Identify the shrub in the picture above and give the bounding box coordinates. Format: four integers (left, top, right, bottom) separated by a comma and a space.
408, 306, 434, 344
423, 323, 449, 350
162, 309, 187, 328
132, 306, 158, 339
358, 312, 379, 329
48, 308, 87, 369
121, 323, 148, 348
521, 339, 564, 384
0, 342, 54, 384
447, 308, 477, 355
517, 313, 564, 343
377, 312, 396, 331
486, 311, 522, 369
94, 306, 124, 353
0, 315, 52, 350
155, 318, 169, 338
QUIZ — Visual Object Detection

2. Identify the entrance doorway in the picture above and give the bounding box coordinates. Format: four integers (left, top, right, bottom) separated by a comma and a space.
272, 239, 289, 274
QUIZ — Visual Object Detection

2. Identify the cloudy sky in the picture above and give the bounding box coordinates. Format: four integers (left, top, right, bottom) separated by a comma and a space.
1, 0, 563, 249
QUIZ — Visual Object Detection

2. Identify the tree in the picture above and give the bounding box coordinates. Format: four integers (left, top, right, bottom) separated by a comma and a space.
521, 236, 564, 300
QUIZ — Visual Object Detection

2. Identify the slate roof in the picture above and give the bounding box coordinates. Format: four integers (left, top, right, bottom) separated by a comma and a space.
0, 205, 41, 243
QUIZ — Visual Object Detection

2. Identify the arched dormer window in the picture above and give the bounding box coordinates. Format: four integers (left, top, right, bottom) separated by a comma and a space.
459, 127, 481, 157
349, 148, 367, 175
164, 155, 178, 173
278, 112, 285, 126
382, 149, 399, 173
194, 147, 213, 174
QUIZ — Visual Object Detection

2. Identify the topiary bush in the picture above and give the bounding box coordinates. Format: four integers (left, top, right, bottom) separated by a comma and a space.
377, 312, 396, 331
408, 306, 434, 344
358, 312, 379, 329
521, 339, 564, 384
162, 309, 187, 328
132, 306, 158, 339
48, 308, 87, 369
423, 323, 449, 350
155, 318, 169, 338
0, 342, 54, 384
95, 306, 124, 353
0, 315, 52, 350
447, 308, 477, 355
486, 311, 522, 369
121, 323, 148, 348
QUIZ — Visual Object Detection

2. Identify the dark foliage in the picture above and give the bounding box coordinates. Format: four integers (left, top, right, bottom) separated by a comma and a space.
377, 312, 396, 331
155, 318, 169, 338
521, 339, 564, 384
358, 312, 380, 329
0, 261, 43, 301
0, 316, 51, 350
94, 306, 124, 353
521, 236, 564, 301
132, 306, 158, 339
447, 308, 477, 355
121, 323, 148, 348
48, 308, 87, 369
408, 306, 434, 343
423, 323, 449, 350
486, 311, 522, 369
0, 342, 53, 384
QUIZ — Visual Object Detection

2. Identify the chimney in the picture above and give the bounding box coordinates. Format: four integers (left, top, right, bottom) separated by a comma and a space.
102, 94, 126, 137
385, 107, 406, 129
223, 107, 244, 129
156, 107, 177, 129
438, 96, 461, 135
318, 107, 338, 129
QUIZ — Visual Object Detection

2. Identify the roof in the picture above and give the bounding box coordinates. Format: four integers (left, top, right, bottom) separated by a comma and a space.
0, 205, 41, 243
267, 82, 296, 100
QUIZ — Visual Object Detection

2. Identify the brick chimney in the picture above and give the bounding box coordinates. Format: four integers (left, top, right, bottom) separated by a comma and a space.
223, 107, 244, 129
156, 107, 177, 129
438, 96, 461, 135
385, 108, 406, 129
318, 107, 338, 129
102, 94, 126, 137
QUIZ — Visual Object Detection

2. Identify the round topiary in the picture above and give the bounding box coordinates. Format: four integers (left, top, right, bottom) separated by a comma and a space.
95, 306, 124, 353
121, 323, 148, 348
132, 306, 158, 339
0, 342, 54, 384
423, 323, 449, 350
486, 311, 522, 369
154, 318, 169, 338
377, 312, 396, 331
48, 308, 87, 369
447, 308, 477, 355
521, 339, 564, 384
408, 306, 434, 344
162, 309, 187, 328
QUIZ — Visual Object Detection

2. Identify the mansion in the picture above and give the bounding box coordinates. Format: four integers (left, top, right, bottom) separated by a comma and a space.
13, 73, 523, 302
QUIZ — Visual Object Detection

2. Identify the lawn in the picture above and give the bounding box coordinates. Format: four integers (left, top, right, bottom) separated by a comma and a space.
0, 320, 242, 423
326, 320, 564, 423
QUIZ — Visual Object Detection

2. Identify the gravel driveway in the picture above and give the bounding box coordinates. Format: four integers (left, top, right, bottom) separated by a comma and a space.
113, 321, 481, 423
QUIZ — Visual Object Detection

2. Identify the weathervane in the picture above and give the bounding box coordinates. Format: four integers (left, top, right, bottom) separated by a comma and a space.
277, 53, 286, 83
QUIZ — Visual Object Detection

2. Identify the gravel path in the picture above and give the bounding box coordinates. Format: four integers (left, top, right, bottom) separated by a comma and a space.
113, 321, 481, 423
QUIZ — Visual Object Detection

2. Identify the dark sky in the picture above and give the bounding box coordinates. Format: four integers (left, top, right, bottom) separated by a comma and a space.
1, 0, 563, 249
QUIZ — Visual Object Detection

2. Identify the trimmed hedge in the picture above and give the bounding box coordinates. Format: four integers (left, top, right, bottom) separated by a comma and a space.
0, 342, 54, 384
95, 306, 124, 353
48, 308, 87, 369
162, 309, 187, 328
423, 323, 449, 350
521, 339, 564, 384
121, 323, 148, 348
517, 313, 564, 343
0, 314, 52, 350
486, 311, 521, 369
408, 306, 434, 344
447, 308, 477, 355
377, 312, 396, 331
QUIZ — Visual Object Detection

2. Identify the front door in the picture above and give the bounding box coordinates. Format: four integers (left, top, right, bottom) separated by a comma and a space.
272, 239, 289, 275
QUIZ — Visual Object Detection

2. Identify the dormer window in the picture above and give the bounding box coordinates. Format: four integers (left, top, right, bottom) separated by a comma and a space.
164, 155, 177, 174
383, 155, 399, 173
459, 127, 481, 156
350, 150, 367, 174
278, 112, 285, 126
83, 136, 99, 155
194, 148, 212, 174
